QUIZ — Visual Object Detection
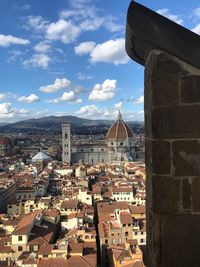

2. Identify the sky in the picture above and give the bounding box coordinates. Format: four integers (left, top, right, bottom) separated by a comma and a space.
0, 0, 200, 123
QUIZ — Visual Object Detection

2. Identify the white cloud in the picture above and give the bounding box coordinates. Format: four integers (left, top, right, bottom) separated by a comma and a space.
0, 34, 30, 47
157, 8, 183, 25
18, 94, 40, 103
0, 102, 30, 120
46, 19, 80, 44
74, 41, 96, 55
26, 16, 49, 32
134, 96, 144, 104
192, 23, 200, 34
114, 101, 122, 110
193, 7, 200, 17
80, 17, 105, 31
75, 104, 100, 117
90, 38, 129, 65
34, 41, 51, 53
0, 93, 8, 100
75, 102, 124, 120
23, 53, 51, 69
73, 85, 85, 94
47, 91, 82, 104
76, 72, 93, 80
89, 79, 117, 101
40, 78, 71, 93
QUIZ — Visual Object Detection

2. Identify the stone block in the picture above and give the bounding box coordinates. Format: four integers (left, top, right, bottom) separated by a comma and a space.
181, 75, 200, 103
145, 140, 171, 175
145, 51, 190, 109
152, 105, 200, 139
172, 140, 200, 176
160, 214, 200, 267
152, 141, 171, 175
192, 177, 200, 212
152, 176, 180, 213
182, 179, 191, 210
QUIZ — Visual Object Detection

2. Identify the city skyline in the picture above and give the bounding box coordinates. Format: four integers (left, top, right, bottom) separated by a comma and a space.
0, 0, 199, 123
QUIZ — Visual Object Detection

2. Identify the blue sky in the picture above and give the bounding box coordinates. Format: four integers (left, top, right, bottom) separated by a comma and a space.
0, 0, 199, 123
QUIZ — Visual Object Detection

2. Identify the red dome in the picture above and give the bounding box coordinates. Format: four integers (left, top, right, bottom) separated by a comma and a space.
107, 113, 134, 140
0, 137, 11, 145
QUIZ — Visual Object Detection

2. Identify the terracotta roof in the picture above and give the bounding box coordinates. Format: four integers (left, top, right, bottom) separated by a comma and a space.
38, 258, 68, 267
120, 212, 133, 224
67, 255, 96, 267
128, 205, 146, 214
0, 245, 14, 253
107, 114, 134, 140
61, 200, 78, 210
38, 244, 52, 255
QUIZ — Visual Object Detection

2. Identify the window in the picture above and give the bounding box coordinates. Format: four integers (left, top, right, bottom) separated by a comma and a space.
91, 149, 94, 152
18, 246, 23, 251
141, 231, 143, 235
101, 148, 104, 151
120, 142, 123, 146
105, 239, 108, 244
18, 236, 22, 241
81, 149, 83, 152
91, 159, 93, 163
102, 158, 104, 163
125, 232, 129, 237
141, 239, 144, 243
111, 142, 113, 145
65, 133, 68, 139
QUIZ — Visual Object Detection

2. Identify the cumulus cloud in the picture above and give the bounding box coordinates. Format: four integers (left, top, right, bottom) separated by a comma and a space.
34, 41, 51, 53
74, 41, 96, 55
75, 38, 129, 65
0, 34, 30, 47
89, 79, 117, 101
47, 91, 82, 104
134, 96, 144, 104
192, 24, 200, 34
18, 94, 40, 103
157, 8, 183, 25
114, 101, 122, 110
75, 102, 123, 120
25, 16, 49, 32
0, 93, 9, 100
40, 78, 71, 93
0, 102, 29, 120
46, 19, 80, 43
23, 53, 51, 69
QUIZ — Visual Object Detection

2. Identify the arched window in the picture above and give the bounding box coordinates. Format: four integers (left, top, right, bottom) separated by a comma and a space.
18, 246, 23, 252
125, 231, 129, 237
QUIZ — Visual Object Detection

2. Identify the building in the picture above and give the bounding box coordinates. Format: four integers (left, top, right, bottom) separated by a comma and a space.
62, 112, 136, 164
0, 137, 12, 156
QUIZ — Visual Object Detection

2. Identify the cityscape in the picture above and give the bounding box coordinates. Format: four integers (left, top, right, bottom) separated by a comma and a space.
0, 0, 200, 267
0, 113, 145, 267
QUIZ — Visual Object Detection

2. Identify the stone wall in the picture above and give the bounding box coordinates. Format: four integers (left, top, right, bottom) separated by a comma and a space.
145, 49, 200, 267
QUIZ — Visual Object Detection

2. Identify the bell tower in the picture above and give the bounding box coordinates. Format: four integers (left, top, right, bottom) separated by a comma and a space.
62, 123, 71, 163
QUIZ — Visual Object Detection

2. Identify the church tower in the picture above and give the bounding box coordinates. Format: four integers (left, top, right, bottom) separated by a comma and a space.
62, 124, 71, 163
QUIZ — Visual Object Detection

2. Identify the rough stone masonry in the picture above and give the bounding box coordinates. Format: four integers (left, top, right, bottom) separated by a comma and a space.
145, 49, 200, 267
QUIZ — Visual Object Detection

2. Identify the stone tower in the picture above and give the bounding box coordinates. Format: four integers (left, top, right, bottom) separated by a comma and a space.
62, 123, 71, 163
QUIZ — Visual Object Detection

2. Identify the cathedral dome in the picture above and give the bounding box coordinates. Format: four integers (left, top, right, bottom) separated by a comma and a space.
107, 112, 134, 140
0, 137, 11, 146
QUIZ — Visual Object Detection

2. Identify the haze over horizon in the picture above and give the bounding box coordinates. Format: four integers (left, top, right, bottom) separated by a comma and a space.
0, 0, 199, 123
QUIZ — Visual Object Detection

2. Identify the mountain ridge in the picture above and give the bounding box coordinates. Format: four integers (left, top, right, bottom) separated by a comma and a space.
0, 115, 144, 134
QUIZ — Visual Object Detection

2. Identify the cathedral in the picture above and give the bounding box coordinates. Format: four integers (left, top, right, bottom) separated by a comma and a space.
62, 112, 136, 164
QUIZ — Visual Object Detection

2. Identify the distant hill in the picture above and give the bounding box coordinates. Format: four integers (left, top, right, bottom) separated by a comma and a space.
0, 115, 144, 135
